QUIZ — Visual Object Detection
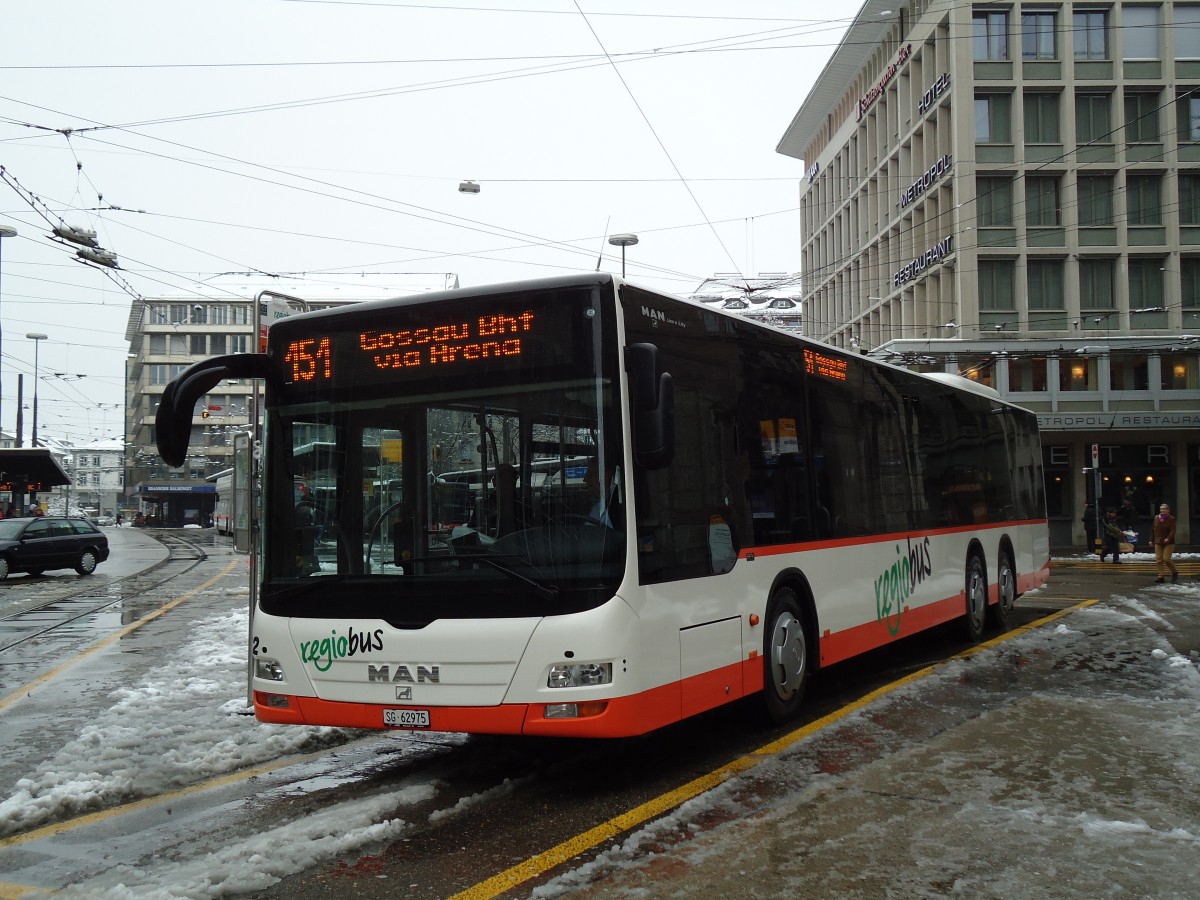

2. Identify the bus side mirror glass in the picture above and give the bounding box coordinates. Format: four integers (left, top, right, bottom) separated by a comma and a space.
626, 343, 675, 469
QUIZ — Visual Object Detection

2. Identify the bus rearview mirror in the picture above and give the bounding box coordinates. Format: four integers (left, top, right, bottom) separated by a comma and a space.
626, 343, 675, 469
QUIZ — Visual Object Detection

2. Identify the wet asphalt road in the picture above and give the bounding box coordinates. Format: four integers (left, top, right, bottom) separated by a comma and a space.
260, 556, 1200, 899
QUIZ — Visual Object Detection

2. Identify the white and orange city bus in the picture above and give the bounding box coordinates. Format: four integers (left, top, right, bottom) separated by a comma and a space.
156, 274, 1049, 737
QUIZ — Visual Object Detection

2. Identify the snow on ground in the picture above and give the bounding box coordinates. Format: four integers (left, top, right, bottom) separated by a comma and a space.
0, 603, 359, 837
3, 575, 1199, 897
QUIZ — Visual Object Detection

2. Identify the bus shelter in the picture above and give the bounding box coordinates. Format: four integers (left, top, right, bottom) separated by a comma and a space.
0, 448, 71, 516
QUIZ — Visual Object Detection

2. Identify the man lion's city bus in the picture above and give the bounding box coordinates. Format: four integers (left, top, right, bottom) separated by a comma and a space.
156, 274, 1049, 738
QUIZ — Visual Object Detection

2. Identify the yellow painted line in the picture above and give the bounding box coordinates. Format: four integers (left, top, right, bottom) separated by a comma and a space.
451, 598, 1101, 900
0, 883, 55, 898
0, 559, 241, 715
0, 746, 335, 850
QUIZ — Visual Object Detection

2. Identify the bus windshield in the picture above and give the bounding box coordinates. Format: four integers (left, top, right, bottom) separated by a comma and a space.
260, 284, 625, 625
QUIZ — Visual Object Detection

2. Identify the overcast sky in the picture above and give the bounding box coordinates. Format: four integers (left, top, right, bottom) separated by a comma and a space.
0, 1, 858, 447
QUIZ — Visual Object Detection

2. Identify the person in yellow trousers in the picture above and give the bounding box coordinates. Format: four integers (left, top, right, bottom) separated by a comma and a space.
1152, 503, 1179, 584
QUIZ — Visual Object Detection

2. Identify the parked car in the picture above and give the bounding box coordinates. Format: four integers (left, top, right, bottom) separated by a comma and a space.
0, 516, 110, 580
95, 514, 116, 527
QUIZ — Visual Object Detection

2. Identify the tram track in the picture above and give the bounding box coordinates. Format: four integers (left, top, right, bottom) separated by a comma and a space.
0, 530, 209, 655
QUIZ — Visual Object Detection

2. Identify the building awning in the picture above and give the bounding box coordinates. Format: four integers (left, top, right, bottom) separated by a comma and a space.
0, 448, 71, 491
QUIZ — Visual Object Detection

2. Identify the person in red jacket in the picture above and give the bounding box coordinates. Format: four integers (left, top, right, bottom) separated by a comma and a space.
1152, 503, 1179, 584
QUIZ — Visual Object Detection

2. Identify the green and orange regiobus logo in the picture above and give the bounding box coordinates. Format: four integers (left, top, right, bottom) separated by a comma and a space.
874, 537, 933, 636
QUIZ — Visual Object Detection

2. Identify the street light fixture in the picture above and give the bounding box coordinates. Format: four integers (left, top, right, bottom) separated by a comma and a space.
26, 332, 47, 447
608, 233, 639, 278
0, 225, 17, 439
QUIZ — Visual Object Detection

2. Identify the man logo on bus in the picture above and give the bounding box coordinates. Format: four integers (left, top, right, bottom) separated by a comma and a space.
874, 537, 933, 636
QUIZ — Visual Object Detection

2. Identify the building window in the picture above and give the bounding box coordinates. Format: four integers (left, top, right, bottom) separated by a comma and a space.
1178, 91, 1200, 142
973, 11, 1009, 60
1024, 92, 1060, 142
1184, 258, 1200, 316
1026, 177, 1061, 226
190, 334, 207, 355
979, 259, 1017, 311
150, 364, 169, 385
975, 93, 1012, 143
1110, 353, 1149, 390
1075, 92, 1112, 143
1161, 354, 1199, 390
231, 306, 250, 325
229, 335, 249, 353
1059, 356, 1097, 391
169, 304, 189, 324
78, 456, 89, 469
956, 354, 995, 387
1181, 6, 1200, 58
1077, 175, 1114, 225
1079, 258, 1116, 313
1124, 92, 1160, 142
1127, 173, 1163, 225
1021, 12, 1056, 59
1009, 357, 1048, 391
1073, 10, 1108, 59
190, 305, 207, 325
977, 176, 1014, 226
1028, 259, 1065, 311
1128, 258, 1165, 309
1122, 5, 1160, 60
149, 334, 166, 354
1181, 175, 1200, 226
210, 333, 227, 355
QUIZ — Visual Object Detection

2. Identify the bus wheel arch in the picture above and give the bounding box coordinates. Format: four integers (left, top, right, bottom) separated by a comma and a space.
963, 543, 988, 642
761, 572, 817, 724
988, 538, 1017, 631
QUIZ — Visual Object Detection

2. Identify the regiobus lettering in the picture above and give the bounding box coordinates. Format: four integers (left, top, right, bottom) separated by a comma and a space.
874, 537, 934, 636
155, 273, 1050, 739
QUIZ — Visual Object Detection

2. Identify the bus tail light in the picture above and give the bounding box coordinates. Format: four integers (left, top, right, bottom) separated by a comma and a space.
547, 662, 612, 688
544, 701, 608, 719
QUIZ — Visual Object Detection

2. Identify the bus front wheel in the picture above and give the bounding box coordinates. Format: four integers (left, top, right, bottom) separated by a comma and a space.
964, 555, 987, 642
762, 588, 808, 723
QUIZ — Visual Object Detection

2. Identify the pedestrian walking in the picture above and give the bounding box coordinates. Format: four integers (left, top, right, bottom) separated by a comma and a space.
1152, 502, 1180, 584
1100, 509, 1124, 563
1082, 502, 1097, 555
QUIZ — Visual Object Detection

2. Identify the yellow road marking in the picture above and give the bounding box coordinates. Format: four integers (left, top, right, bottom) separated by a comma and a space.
0, 559, 241, 715
0, 747, 334, 850
450, 598, 1100, 900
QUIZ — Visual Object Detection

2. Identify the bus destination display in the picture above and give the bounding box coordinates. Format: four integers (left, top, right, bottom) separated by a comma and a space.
283, 309, 544, 385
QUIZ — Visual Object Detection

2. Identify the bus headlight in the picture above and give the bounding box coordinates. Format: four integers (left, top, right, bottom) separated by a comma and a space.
547, 662, 612, 688
255, 657, 285, 682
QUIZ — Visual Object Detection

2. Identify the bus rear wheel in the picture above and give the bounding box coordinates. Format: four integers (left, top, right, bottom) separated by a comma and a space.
964, 555, 987, 642
988, 552, 1016, 631
762, 587, 808, 723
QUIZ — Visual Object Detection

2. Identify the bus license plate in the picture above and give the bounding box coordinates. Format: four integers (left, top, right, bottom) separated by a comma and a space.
384, 708, 430, 728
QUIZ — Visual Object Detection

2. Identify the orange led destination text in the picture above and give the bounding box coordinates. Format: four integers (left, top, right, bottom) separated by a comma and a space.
360, 310, 535, 370
285, 337, 333, 381
803, 347, 848, 381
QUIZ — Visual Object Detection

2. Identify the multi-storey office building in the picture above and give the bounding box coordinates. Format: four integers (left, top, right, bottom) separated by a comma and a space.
124, 275, 458, 525
778, 0, 1200, 546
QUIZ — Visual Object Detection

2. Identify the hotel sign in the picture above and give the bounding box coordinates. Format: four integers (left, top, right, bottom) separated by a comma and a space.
893, 235, 954, 287
918, 72, 951, 114
900, 154, 952, 208
857, 44, 912, 121
1039, 413, 1200, 431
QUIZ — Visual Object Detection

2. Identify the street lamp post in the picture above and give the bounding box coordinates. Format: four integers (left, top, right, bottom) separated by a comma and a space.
607, 233, 639, 278
27, 332, 47, 447
0, 225, 17, 439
